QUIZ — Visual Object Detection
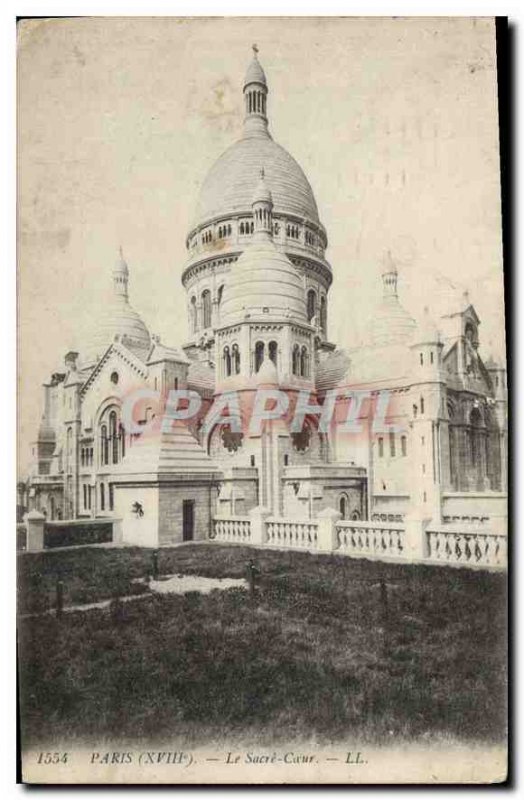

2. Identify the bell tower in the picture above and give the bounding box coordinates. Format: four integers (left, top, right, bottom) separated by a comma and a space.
243, 44, 269, 138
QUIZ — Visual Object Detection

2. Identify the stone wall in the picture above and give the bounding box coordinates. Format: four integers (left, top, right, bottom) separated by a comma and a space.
158, 482, 216, 545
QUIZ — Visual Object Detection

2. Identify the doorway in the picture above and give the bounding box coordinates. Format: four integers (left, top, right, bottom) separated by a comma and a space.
182, 499, 195, 541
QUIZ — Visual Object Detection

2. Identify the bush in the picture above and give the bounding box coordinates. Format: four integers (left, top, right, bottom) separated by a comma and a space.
44, 522, 112, 549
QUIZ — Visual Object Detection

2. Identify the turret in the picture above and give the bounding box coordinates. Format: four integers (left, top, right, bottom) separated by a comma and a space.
251, 168, 273, 239
113, 246, 129, 301
243, 44, 269, 138
411, 307, 444, 383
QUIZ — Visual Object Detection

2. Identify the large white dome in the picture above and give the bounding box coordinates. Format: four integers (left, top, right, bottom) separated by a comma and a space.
193, 135, 320, 229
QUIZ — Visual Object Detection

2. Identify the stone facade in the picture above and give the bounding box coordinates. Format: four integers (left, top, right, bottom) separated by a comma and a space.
25, 48, 507, 544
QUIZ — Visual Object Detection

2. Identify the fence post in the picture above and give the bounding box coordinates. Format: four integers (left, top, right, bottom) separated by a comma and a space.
55, 579, 64, 618
112, 518, 123, 544
249, 506, 270, 545
24, 510, 46, 552
317, 507, 342, 552
404, 513, 430, 560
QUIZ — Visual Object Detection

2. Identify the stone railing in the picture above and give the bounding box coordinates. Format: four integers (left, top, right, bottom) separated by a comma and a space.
426, 528, 507, 569
209, 508, 506, 572
266, 518, 319, 550
212, 517, 252, 544
336, 521, 406, 561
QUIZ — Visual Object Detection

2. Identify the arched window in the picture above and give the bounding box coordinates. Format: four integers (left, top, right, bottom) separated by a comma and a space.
389, 432, 396, 457
223, 346, 232, 377
240, 222, 244, 235
269, 340, 278, 367
401, 435, 407, 456
339, 493, 348, 520
66, 427, 73, 471
232, 344, 241, 374
250, 221, 254, 233
100, 483, 105, 511
378, 437, 384, 457
420, 396, 425, 414
255, 341, 265, 372
217, 284, 224, 314
300, 346, 308, 378
465, 322, 476, 345
120, 422, 125, 459
202, 290, 212, 329
190, 296, 197, 333
110, 411, 118, 464
292, 344, 300, 375
320, 295, 327, 333
100, 424, 108, 466
307, 289, 317, 322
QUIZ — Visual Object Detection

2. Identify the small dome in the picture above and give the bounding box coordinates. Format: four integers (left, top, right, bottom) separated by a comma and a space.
244, 53, 267, 87
372, 298, 416, 347
369, 258, 416, 347
84, 302, 151, 364
255, 357, 279, 387
219, 237, 307, 326
84, 252, 151, 364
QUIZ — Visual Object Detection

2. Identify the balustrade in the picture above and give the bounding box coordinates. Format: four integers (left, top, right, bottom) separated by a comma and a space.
266, 518, 319, 550
208, 515, 506, 571
336, 521, 405, 559
426, 529, 507, 568
212, 517, 251, 543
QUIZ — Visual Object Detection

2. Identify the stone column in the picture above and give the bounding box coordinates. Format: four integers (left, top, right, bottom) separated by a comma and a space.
249, 506, 271, 545
24, 510, 46, 552
316, 507, 342, 552
404, 512, 430, 561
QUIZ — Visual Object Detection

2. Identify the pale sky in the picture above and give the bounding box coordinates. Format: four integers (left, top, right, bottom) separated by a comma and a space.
18, 16, 505, 474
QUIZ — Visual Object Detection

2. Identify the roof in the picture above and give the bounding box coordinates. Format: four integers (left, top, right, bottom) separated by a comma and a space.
147, 342, 189, 366
219, 234, 307, 325
192, 135, 320, 229
112, 420, 220, 480
244, 53, 267, 87
187, 360, 215, 395
315, 349, 351, 392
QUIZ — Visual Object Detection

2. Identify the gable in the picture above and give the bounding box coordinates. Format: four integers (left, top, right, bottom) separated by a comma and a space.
80, 345, 150, 433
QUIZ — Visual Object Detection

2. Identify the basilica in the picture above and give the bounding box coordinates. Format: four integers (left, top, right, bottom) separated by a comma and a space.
25, 49, 507, 546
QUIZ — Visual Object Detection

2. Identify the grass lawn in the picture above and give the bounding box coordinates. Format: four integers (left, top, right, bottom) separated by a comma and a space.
17, 544, 507, 747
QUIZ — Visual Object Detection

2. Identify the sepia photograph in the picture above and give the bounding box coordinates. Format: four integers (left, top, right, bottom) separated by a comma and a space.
16, 15, 508, 784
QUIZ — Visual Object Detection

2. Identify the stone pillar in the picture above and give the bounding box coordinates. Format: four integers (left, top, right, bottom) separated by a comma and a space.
249, 506, 271, 545
316, 507, 342, 552
24, 510, 46, 552
404, 513, 430, 561
112, 517, 123, 544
